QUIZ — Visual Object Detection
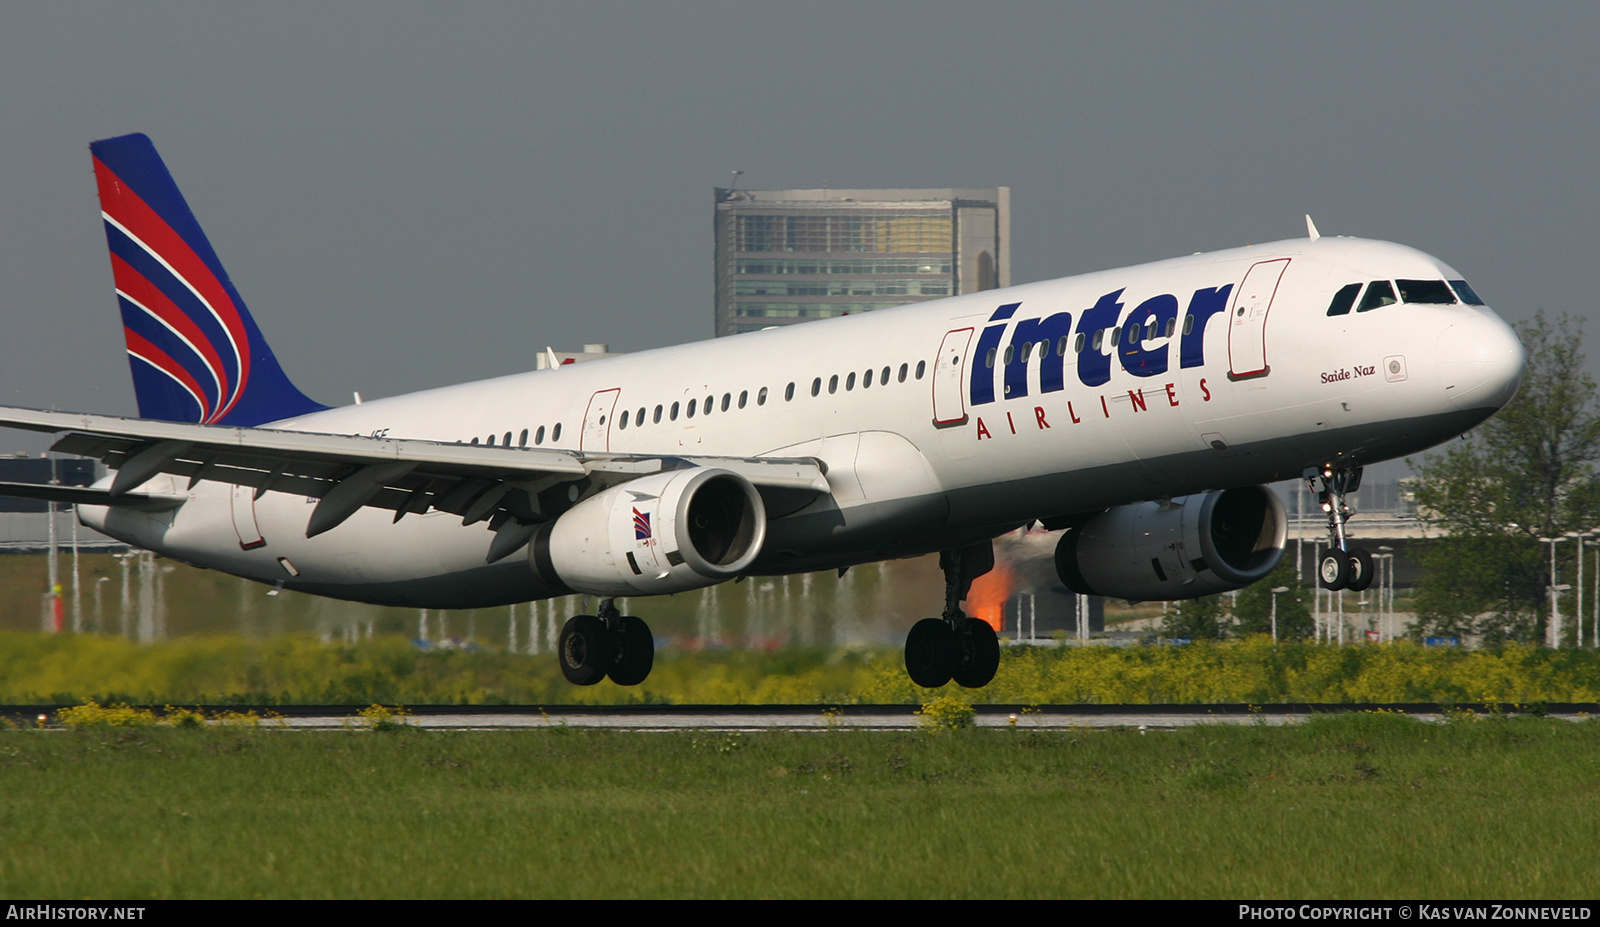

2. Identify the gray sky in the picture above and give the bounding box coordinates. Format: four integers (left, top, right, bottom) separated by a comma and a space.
1, 3, 1595, 463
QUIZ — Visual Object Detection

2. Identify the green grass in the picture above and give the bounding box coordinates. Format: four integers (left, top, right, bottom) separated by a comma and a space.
1, 713, 1595, 898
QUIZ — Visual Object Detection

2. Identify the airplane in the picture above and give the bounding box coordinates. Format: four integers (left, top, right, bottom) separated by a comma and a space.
0, 133, 1525, 689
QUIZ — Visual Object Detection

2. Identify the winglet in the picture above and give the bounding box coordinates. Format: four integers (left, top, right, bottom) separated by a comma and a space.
1305, 214, 1321, 241
90, 133, 328, 427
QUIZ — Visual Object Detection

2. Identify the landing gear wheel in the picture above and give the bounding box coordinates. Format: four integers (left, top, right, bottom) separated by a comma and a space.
1318, 550, 1350, 591
952, 618, 1000, 689
1345, 547, 1374, 592
559, 615, 612, 686
905, 618, 955, 688
607, 616, 655, 686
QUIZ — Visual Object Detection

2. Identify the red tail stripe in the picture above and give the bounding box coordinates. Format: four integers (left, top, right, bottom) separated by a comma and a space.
123, 327, 212, 421
110, 252, 228, 412
94, 156, 250, 419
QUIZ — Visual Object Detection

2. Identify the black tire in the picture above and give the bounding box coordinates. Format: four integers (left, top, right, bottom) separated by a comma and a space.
1345, 547, 1374, 592
607, 616, 655, 686
1318, 550, 1349, 591
559, 615, 612, 686
905, 618, 955, 688
952, 617, 1000, 689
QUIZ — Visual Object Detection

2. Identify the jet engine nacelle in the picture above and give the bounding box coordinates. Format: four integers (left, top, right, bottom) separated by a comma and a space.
1054, 486, 1286, 601
533, 467, 766, 597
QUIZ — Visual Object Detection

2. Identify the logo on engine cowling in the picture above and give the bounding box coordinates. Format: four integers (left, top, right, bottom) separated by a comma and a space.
632, 508, 652, 541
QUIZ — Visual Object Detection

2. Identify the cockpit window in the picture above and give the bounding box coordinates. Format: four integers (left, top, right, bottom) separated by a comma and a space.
1396, 279, 1457, 304
1449, 279, 1486, 305
1326, 282, 1362, 316
1356, 280, 1397, 312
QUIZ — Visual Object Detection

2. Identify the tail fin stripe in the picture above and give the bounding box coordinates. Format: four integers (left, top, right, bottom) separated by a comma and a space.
116, 292, 221, 419
110, 253, 228, 409
124, 328, 210, 422
99, 206, 247, 420
95, 160, 251, 419
103, 223, 239, 395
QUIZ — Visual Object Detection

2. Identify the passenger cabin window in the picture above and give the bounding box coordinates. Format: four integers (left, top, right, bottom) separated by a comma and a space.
653, 405, 662, 424
536, 425, 546, 445
722, 393, 731, 412
758, 387, 768, 405
620, 411, 629, 429
1326, 282, 1362, 316
1449, 279, 1486, 305
1356, 281, 1397, 312
1397, 279, 1457, 304
552, 423, 562, 442
670, 402, 679, 421
915, 361, 926, 379
881, 365, 890, 384
519, 429, 529, 446
829, 375, 839, 394
898, 363, 909, 382
503, 432, 512, 446
738, 390, 748, 409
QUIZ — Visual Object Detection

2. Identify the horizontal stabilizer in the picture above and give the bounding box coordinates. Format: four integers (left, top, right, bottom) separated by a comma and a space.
0, 481, 184, 511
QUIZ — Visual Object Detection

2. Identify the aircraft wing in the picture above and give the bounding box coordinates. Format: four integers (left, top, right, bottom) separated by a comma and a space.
0, 406, 830, 559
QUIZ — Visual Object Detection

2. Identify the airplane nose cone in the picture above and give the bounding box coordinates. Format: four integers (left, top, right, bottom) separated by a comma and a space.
1436, 312, 1525, 413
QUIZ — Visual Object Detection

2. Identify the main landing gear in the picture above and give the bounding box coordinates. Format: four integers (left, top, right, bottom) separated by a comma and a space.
559, 598, 655, 686
1309, 465, 1374, 593
905, 541, 1001, 689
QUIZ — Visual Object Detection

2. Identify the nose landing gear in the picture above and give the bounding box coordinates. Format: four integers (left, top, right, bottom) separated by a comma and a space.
904, 542, 1001, 689
1309, 465, 1374, 592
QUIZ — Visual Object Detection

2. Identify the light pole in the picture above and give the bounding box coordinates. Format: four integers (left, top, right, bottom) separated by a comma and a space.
1592, 532, 1600, 649
1566, 531, 1586, 649
1270, 586, 1289, 643
1376, 547, 1395, 641
1540, 536, 1569, 647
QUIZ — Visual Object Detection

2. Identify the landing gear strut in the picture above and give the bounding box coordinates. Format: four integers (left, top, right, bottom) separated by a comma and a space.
559, 598, 655, 686
1308, 465, 1373, 593
905, 541, 1001, 689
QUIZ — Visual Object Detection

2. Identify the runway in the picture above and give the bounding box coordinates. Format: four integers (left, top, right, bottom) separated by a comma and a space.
9, 703, 1590, 731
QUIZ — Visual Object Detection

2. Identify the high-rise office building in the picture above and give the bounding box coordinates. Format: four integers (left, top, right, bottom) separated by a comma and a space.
713, 187, 1010, 337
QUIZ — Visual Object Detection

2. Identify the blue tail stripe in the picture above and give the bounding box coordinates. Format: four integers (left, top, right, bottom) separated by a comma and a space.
127, 360, 206, 423
105, 225, 241, 391
117, 297, 223, 414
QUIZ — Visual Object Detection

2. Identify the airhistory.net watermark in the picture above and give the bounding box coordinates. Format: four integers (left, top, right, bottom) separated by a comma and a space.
5, 907, 145, 921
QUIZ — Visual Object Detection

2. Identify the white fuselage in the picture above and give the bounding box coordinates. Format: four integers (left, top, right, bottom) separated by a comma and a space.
82, 236, 1525, 608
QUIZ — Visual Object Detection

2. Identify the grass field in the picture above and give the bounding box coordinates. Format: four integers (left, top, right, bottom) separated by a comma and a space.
1, 712, 1595, 898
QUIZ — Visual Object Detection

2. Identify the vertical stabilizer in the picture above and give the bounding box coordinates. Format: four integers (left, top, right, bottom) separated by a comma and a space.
90, 133, 327, 426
